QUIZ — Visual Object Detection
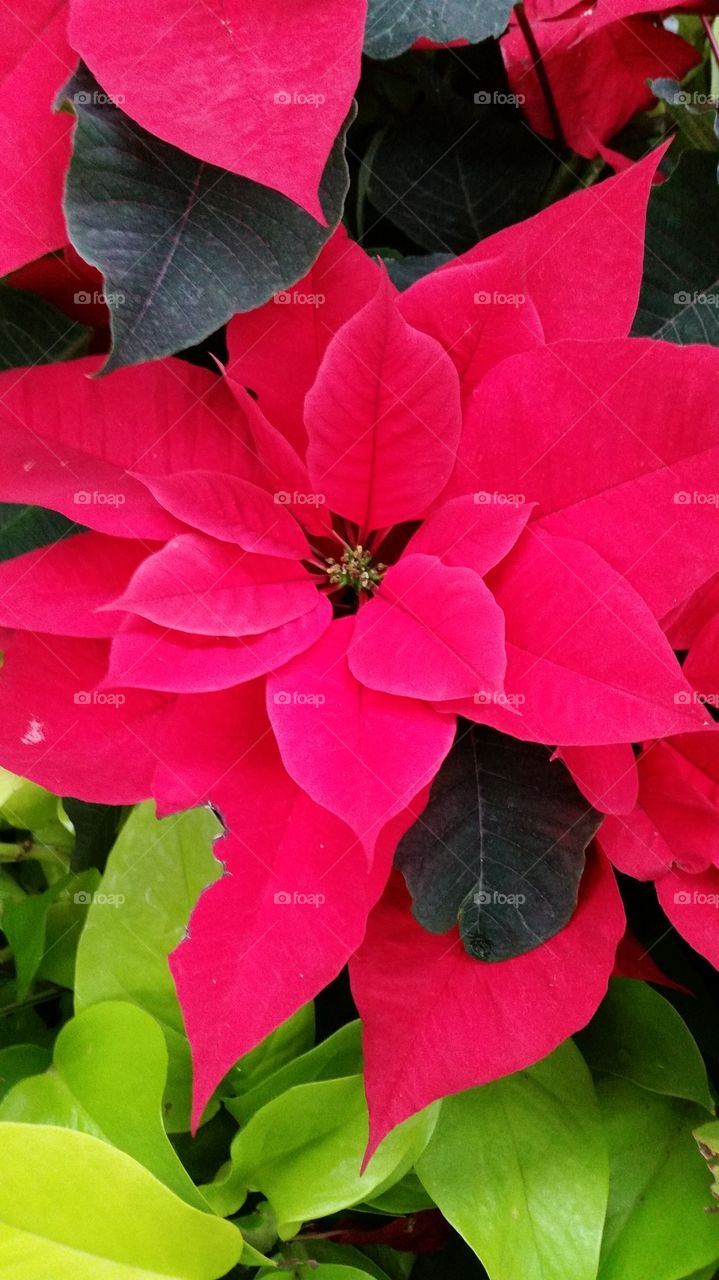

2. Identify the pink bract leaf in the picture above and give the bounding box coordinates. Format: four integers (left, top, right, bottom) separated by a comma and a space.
445, 145, 667, 340
0, 533, 149, 637
351, 854, 624, 1156
555, 745, 639, 816
267, 616, 456, 856
453, 339, 719, 618
502, 10, 698, 159
225, 374, 331, 538
151, 684, 390, 1126
106, 533, 318, 637
452, 531, 707, 745
106, 597, 332, 693
0, 630, 171, 802
599, 733, 719, 880
405, 494, 532, 575
69, 0, 366, 220
136, 470, 311, 561
0, 355, 258, 482
612, 930, 689, 993
349, 553, 507, 702
0, 0, 74, 276
305, 275, 462, 535
0, 425, 182, 540
399, 260, 545, 403
656, 866, 719, 968
226, 228, 381, 455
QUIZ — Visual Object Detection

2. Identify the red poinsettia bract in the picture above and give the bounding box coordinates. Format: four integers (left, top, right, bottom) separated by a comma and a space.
0, 149, 717, 1150
502, 0, 702, 163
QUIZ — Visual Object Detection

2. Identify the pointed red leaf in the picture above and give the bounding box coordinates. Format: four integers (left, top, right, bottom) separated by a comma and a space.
0, 533, 149, 636
305, 275, 462, 535
656, 866, 719, 969
0, 0, 73, 276
351, 853, 624, 1156
451, 339, 719, 618
0, 630, 171, 802
136, 470, 310, 561
267, 616, 456, 856
349, 553, 506, 702
443, 145, 667, 341
69, 0, 366, 219
226, 228, 381, 454
405, 494, 532, 575
106, 598, 332, 693
107, 533, 318, 637
450, 531, 707, 745
556, 744, 639, 816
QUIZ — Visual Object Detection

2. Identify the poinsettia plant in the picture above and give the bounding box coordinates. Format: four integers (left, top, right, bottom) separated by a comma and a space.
1, 1, 719, 1278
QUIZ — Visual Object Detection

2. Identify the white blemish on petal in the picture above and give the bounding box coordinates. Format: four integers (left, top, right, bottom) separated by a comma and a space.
21, 718, 45, 745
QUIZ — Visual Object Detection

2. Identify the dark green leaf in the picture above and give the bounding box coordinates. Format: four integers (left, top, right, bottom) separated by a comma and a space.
0, 286, 89, 370
0, 1043, 51, 1100
364, 0, 512, 59
633, 151, 719, 343
652, 79, 719, 156
63, 798, 125, 874
577, 979, 714, 1111
367, 74, 552, 253
395, 724, 600, 961
60, 65, 353, 371
384, 252, 453, 289
0, 504, 80, 566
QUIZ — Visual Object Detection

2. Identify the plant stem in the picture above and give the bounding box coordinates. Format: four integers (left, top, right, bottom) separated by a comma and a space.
515, 2, 566, 149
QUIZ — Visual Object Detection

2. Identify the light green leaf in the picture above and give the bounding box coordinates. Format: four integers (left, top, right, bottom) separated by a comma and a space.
0, 1122, 242, 1278
598, 1078, 719, 1280
223, 1003, 315, 1109
577, 979, 714, 1111
0, 769, 59, 831
35, 876, 99, 990
261, 1268, 378, 1280
74, 802, 223, 1131
226, 1020, 361, 1124
0, 1001, 205, 1209
363, 1170, 434, 1215
416, 1041, 608, 1280
206, 1075, 437, 1233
